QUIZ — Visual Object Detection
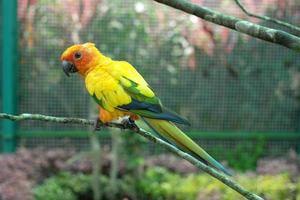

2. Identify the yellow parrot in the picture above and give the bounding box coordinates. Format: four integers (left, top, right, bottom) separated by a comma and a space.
60, 42, 230, 175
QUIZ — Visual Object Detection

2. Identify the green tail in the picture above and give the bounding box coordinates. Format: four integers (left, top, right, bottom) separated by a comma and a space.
143, 117, 231, 176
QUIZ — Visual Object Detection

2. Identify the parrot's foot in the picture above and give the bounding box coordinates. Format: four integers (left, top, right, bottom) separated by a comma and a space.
121, 117, 139, 131
93, 118, 104, 131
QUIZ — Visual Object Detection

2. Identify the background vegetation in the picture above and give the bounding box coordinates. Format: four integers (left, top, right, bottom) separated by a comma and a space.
0, 0, 300, 199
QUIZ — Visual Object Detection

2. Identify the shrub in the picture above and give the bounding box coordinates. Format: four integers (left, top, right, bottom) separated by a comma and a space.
34, 172, 97, 200
34, 167, 299, 200
33, 172, 137, 200
136, 167, 296, 200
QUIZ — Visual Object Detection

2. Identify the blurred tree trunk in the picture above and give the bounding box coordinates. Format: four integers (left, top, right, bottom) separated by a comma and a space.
108, 129, 122, 199
89, 130, 101, 200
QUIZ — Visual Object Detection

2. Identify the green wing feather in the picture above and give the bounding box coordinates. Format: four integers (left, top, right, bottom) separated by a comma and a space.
120, 76, 161, 105
118, 76, 190, 125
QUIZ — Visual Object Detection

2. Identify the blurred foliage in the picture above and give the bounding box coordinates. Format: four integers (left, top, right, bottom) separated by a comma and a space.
33, 172, 135, 200
208, 137, 266, 171
121, 130, 147, 172
137, 167, 295, 200
34, 172, 92, 200
33, 167, 298, 200
0, 148, 295, 200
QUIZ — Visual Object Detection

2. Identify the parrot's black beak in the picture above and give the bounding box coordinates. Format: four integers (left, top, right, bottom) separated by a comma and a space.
61, 60, 78, 77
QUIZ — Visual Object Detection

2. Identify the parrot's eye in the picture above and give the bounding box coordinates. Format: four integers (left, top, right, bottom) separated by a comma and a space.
74, 52, 82, 60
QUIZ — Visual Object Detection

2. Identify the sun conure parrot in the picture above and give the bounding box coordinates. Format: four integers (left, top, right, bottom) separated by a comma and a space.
60, 42, 231, 175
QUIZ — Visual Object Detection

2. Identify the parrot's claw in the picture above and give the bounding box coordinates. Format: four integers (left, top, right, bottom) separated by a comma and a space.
93, 118, 103, 131
121, 118, 139, 131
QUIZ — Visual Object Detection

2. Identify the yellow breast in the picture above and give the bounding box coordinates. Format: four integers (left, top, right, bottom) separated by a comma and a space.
85, 66, 132, 112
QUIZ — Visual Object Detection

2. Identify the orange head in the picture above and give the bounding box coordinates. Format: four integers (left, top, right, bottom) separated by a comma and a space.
60, 42, 104, 76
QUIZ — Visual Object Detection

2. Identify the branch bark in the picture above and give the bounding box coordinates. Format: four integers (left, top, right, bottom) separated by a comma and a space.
234, 0, 300, 34
0, 113, 263, 200
153, 0, 300, 52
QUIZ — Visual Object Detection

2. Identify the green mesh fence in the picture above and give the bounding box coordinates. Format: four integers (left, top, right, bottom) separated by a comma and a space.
0, 0, 2, 133
0, 0, 3, 142
16, 0, 300, 156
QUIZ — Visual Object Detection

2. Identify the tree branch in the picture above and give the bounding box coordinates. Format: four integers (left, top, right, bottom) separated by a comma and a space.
0, 113, 263, 200
234, 0, 300, 34
153, 0, 300, 52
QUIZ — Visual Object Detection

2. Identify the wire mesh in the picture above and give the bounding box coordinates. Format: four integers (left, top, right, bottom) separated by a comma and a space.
15, 0, 300, 154
18, 137, 113, 151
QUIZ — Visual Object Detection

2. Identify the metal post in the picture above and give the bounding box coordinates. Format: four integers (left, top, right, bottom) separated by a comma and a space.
1, 0, 18, 153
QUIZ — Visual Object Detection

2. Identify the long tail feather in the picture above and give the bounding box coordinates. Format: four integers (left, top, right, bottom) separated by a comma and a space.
143, 117, 231, 176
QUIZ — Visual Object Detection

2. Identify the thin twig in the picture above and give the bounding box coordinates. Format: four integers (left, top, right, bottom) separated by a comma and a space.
153, 0, 300, 52
234, 0, 300, 34
0, 113, 264, 200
